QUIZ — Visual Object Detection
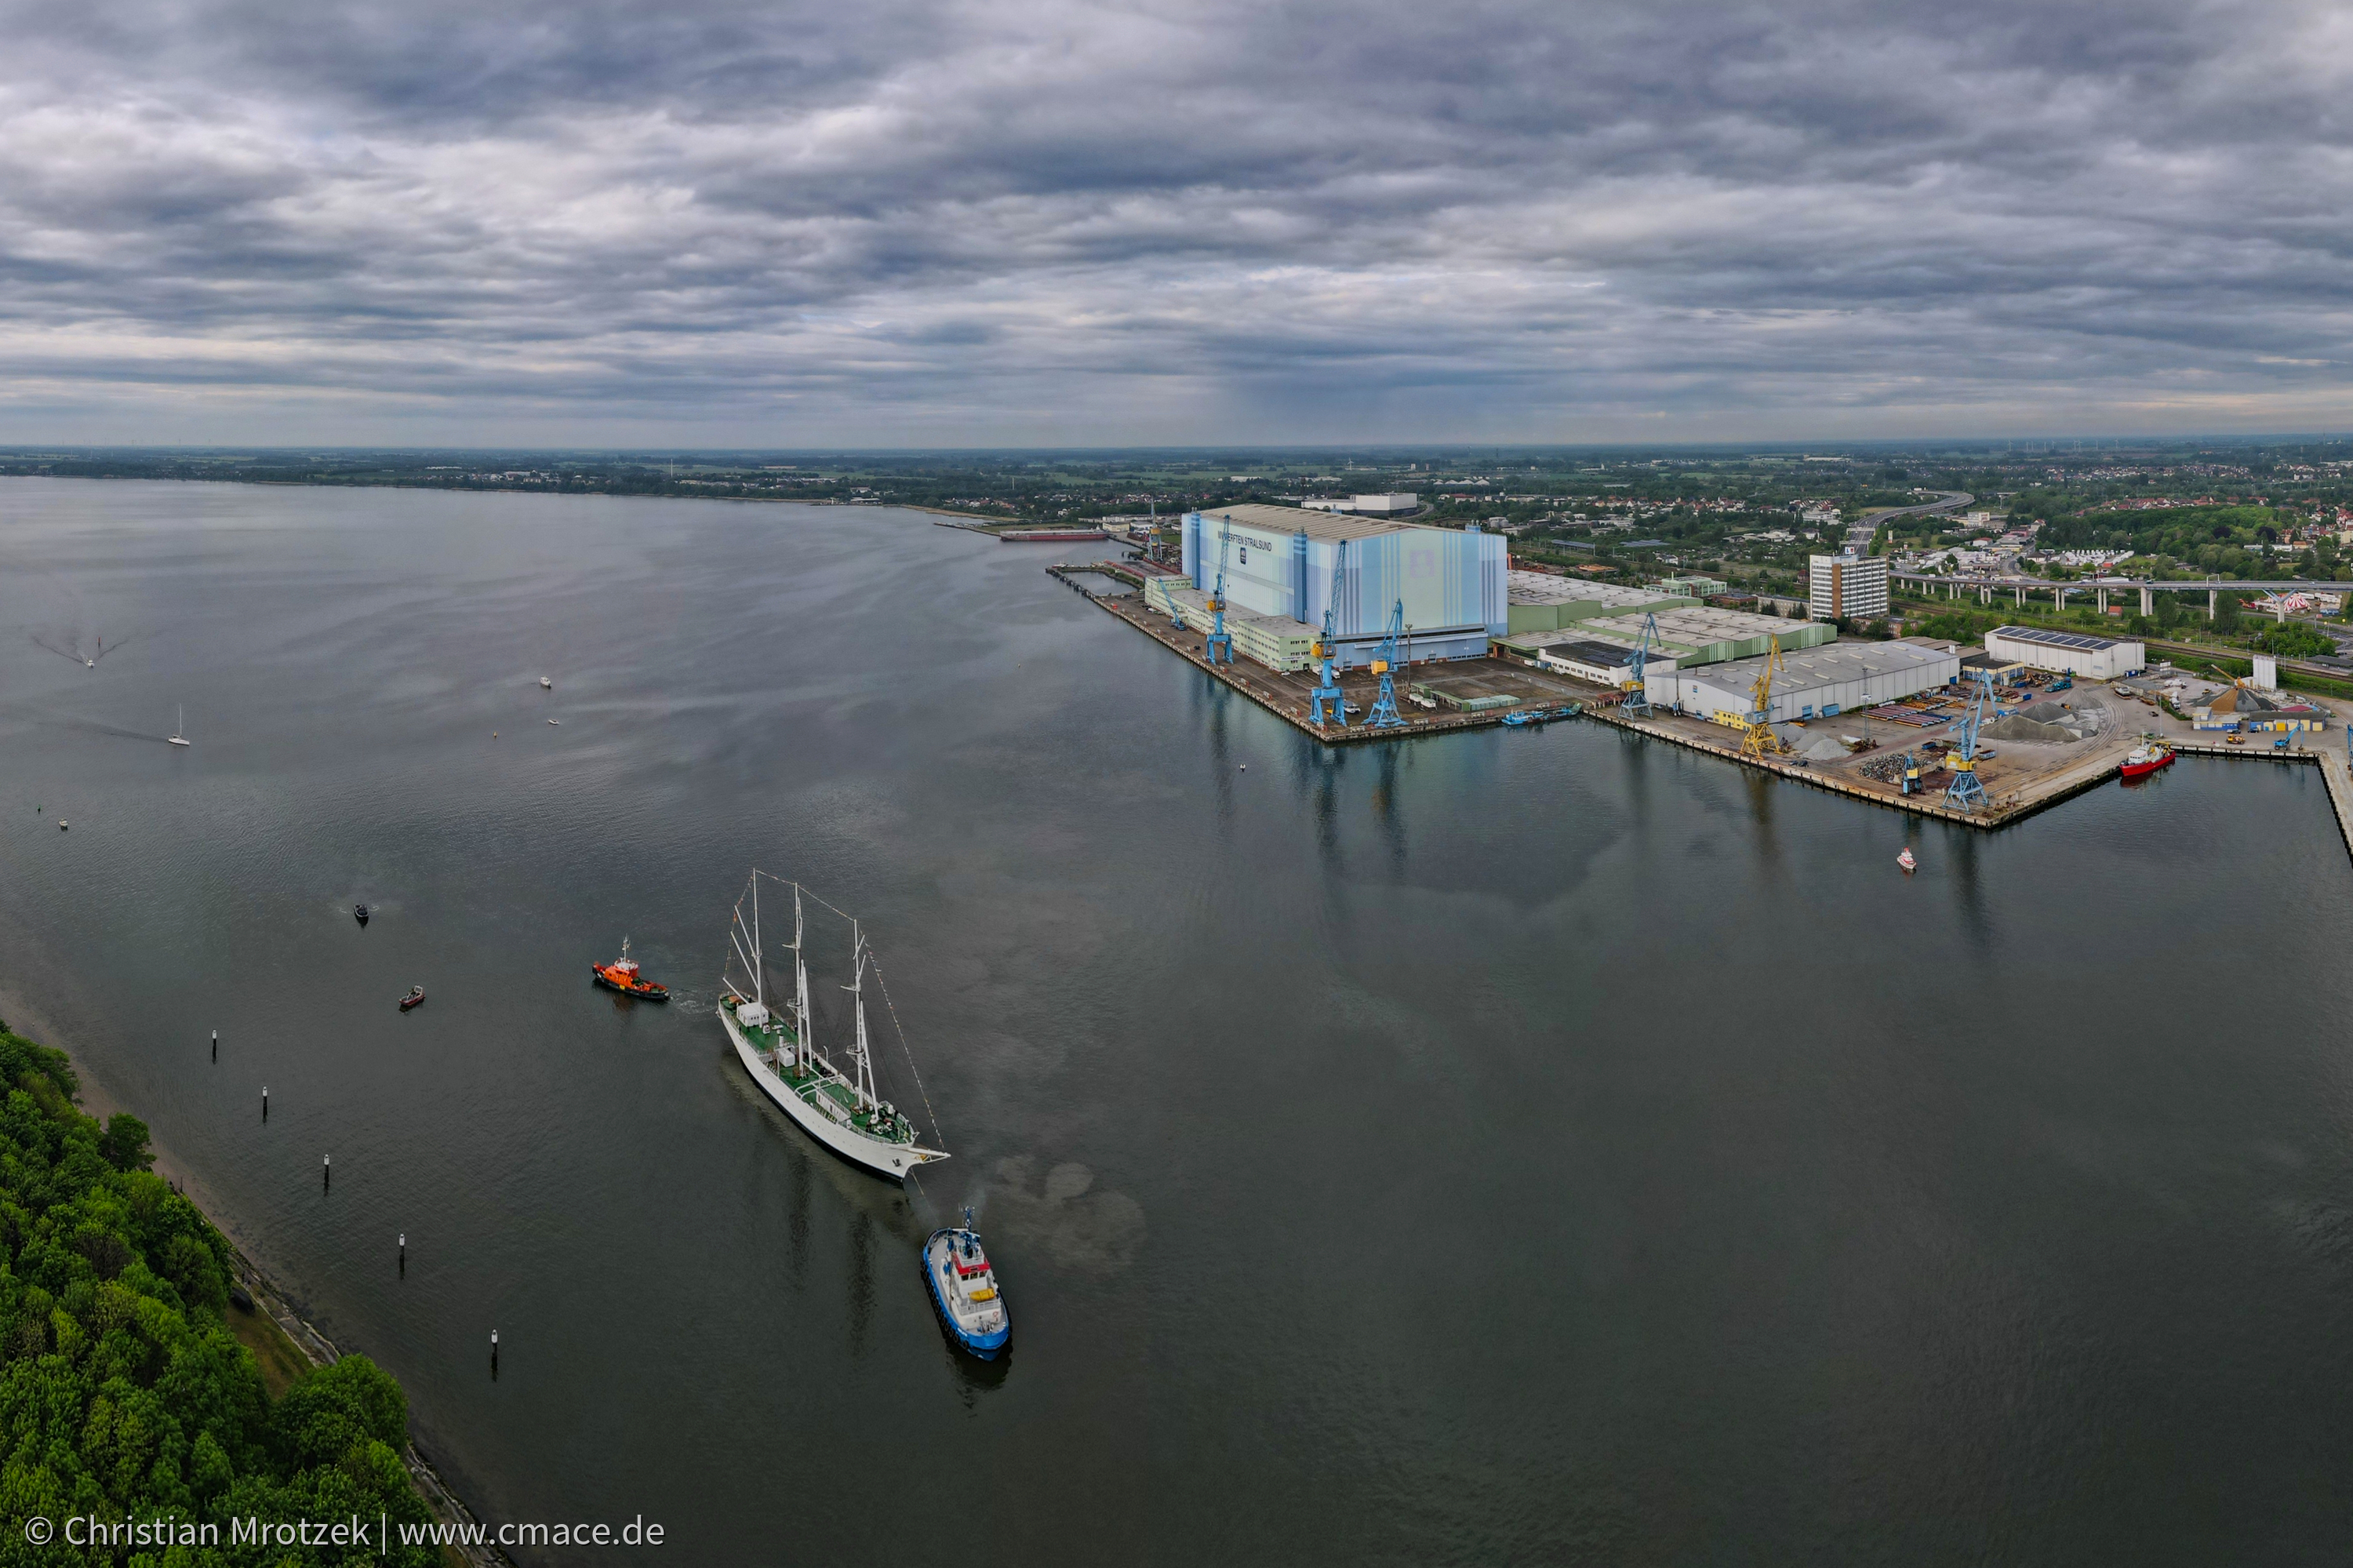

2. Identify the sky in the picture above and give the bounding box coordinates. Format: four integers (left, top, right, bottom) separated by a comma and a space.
3, 0, 2352, 446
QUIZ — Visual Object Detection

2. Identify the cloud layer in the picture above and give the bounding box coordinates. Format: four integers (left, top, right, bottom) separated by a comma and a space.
3, 0, 2352, 443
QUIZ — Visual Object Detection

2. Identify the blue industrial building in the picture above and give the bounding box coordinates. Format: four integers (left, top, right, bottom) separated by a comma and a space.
1180, 504, 1507, 667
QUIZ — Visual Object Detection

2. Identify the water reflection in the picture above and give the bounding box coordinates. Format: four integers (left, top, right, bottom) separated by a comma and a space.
846, 1209, 875, 1360
1944, 824, 1993, 962
787, 1145, 810, 1286
1307, 743, 1344, 869
1373, 744, 1407, 875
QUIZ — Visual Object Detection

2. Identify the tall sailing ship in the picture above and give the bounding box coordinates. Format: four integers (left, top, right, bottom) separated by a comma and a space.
717, 872, 947, 1184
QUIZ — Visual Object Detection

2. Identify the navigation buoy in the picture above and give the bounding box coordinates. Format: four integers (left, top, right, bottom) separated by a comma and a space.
211, 1028, 217, 1063
261, 1086, 268, 1122
322, 1155, 330, 1191
491, 1329, 499, 1378
398, 1233, 406, 1277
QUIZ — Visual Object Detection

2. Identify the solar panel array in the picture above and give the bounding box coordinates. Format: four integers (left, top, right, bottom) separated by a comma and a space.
1990, 625, 2118, 651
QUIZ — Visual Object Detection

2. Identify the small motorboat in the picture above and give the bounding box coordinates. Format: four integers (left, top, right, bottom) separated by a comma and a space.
547, 719, 560, 726
398, 985, 425, 1012
1897, 848, 1917, 873
2120, 743, 2175, 780
539, 676, 554, 689
591, 937, 669, 1001
57, 820, 67, 831
924, 1209, 1010, 1359
355, 904, 370, 926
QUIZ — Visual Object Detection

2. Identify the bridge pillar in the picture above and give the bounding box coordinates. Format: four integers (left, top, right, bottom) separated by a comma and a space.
2097, 588, 2108, 615
2015, 588, 2024, 607
2140, 586, 2152, 616
2209, 589, 2217, 619
2055, 587, 2067, 613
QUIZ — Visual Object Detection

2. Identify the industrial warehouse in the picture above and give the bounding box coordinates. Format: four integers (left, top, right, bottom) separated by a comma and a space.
1144, 504, 1509, 670
1984, 626, 2147, 682
1649, 638, 1962, 724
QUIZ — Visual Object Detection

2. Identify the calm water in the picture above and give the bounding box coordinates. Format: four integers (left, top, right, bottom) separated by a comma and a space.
3, 478, 2352, 1563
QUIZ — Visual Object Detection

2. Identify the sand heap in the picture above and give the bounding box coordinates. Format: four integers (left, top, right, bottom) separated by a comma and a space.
1984, 700, 2100, 744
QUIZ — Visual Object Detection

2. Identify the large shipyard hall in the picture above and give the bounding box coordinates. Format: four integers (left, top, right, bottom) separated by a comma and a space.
1144, 504, 1509, 671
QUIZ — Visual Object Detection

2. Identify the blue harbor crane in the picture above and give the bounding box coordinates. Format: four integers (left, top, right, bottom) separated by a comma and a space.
1205, 517, 1235, 665
1944, 669, 1998, 810
1622, 613, 1661, 717
1365, 600, 1406, 729
1310, 540, 1348, 728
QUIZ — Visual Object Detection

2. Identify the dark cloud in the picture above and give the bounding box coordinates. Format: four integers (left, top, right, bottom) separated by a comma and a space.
0, 0, 2349, 442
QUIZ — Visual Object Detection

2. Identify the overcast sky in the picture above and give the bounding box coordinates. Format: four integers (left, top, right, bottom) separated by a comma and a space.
3, 0, 2351, 446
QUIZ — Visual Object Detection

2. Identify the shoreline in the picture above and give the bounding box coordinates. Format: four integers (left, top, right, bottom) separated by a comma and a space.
0, 984, 507, 1567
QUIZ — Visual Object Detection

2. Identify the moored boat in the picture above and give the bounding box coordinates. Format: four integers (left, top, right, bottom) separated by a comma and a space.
924, 1209, 1009, 1359
716, 873, 947, 1184
591, 937, 668, 1000
2120, 742, 2175, 780
398, 985, 425, 1011
355, 903, 369, 926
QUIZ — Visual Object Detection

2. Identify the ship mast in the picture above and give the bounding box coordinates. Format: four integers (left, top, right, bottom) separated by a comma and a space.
791, 884, 813, 1073
845, 922, 877, 1111
730, 875, 764, 1011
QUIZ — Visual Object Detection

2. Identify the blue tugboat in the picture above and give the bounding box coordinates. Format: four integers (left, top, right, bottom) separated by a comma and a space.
924, 1209, 1009, 1359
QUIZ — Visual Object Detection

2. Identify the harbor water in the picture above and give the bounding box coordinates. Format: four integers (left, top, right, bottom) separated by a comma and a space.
2, 478, 2352, 1562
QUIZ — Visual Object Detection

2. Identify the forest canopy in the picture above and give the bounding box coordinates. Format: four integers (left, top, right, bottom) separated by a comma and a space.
0, 1023, 437, 1564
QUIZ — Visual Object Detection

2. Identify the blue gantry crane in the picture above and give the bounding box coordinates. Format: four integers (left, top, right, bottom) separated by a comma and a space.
1310, 540, 1347, 728
1365, 599, 1406, 729
1622, 613, 1661, 717
1944, 669, 1997, 810
1205, 517, 1235, 665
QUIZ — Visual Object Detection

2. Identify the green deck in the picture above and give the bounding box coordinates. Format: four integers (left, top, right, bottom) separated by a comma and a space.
737, 1010, 916, 1146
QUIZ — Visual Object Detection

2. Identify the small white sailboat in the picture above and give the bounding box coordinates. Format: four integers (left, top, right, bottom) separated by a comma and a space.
167, 706, 191, 747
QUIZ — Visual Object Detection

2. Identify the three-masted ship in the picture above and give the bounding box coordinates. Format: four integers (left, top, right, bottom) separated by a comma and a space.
717, 872, 947, 1184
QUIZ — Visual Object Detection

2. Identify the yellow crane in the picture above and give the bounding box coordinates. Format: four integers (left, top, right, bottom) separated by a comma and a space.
1739, 637, 1787, 761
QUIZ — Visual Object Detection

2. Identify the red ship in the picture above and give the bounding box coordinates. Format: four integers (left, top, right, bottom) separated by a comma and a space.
2119, 743, 2174, 780
592, 937, 669, 1001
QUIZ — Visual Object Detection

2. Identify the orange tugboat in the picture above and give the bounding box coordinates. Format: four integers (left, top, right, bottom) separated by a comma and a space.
592, 937, 669, 1001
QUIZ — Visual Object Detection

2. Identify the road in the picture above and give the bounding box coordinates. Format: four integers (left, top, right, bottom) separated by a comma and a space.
1849, 492, 1972, 553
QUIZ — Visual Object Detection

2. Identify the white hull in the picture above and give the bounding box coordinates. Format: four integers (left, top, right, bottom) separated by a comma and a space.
720, 1003, 945, 1184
